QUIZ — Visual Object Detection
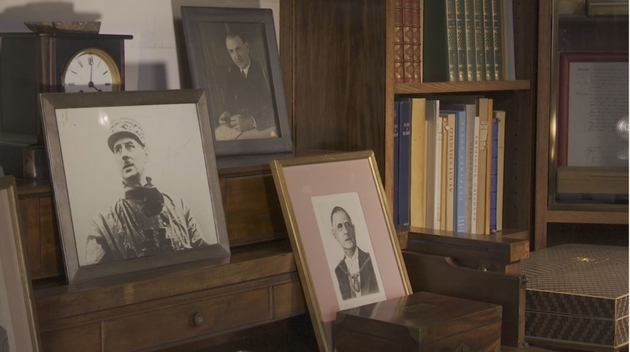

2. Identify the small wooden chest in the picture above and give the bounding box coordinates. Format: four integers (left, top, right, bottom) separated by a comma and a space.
335, 291, 502, 352
521, 244, 629, 350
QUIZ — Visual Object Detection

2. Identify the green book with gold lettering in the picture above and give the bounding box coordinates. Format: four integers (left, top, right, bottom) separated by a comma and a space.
423, 0, 459, 82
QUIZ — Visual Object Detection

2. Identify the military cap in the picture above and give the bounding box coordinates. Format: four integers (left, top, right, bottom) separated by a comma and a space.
107, 118, 146, 152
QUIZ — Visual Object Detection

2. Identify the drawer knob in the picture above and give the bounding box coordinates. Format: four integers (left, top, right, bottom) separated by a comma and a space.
193, 312, 204, 327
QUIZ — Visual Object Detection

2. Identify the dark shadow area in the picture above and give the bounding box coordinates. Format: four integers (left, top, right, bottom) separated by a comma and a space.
547, 223, 629, 248
170, 0, 263, 89
0, 2, 100, 32
136, 63, 168, 90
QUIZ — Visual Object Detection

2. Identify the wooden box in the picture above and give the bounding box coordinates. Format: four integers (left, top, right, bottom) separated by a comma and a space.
521, 244, 629, 350
335, 292, 502, 352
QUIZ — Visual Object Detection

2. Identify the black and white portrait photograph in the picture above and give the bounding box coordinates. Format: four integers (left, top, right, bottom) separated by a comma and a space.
193, 21, 277, 141
55, 104, 218, 267
312, 192, 386, 310
182, 7, 292, 156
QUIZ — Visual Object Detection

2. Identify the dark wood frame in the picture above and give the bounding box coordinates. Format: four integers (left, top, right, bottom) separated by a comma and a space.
0, 176, 42, 351
181, 6, 292, 157
556, 51, 628, 167
39, 89, 230, 284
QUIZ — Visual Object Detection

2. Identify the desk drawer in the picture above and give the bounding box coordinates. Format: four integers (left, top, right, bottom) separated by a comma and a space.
103, 288, 271, 351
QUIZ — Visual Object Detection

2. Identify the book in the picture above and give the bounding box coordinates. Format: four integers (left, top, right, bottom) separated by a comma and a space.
393, 101, 400, 224
473, 0, 486, 81
464, 0, 477, 82
495, 110, 506, 231
440, 113, 449, 231
470, 115, 481, 233
412, 0, 423, 82
425, 100, 442, 230
482, 0, 495, 81
442, 109, 467, 232
410, 97, 427, 228
403, 0, 415, 82
441, 112, 456, 231
398, 99, 412, 227
394, 0, 405, 83
423, 0, 458, 82
489, 115, 499, 232
477, 98, 494, 234
491, 0, 503, 81
454, 0, 467, 81
442, 102, 476, 233
502, 0, 515, 80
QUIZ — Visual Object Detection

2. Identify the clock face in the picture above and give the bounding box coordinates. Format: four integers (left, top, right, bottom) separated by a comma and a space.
61, 48, 122, 93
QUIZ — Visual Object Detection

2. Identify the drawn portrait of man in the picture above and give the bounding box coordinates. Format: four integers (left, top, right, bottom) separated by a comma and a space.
195, 21, 279, 141
311, 192, 386, 310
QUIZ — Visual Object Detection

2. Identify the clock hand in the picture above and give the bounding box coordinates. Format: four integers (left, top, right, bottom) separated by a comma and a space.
89, 55, 94, 82
88, 81, 102, 92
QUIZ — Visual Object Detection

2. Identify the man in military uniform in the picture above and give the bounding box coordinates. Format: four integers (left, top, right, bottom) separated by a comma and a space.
85, 118, 209, 265
330, 206, 379, 300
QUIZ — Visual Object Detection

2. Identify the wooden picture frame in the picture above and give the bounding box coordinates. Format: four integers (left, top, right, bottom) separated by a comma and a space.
181, 6, 292, 157
39, 90, 230, 284
0, 176, 41, 352
270, 151, 412, 352
556, 51, 628, 167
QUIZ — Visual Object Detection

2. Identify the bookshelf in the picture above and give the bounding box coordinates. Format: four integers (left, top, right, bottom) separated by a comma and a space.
534, 1, 629, 249
384, 0, 539, 241
292, 0, 539, 245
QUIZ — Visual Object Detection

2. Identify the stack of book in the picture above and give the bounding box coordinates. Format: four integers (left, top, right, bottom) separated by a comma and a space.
421, 0, 515, 83
393, 96, 507, 235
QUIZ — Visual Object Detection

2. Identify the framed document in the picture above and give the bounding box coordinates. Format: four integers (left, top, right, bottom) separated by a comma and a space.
557, 52, 628, 167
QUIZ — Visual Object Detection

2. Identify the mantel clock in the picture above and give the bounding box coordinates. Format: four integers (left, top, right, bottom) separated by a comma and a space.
0, 33, 132, 136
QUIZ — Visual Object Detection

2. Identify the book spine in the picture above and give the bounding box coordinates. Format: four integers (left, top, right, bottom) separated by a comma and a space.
394, 102, 400, 225
454, 111, 467, 232
394, 0, 405, 83
470, 115, 480, 233
489, 117, 499, 232
491, 0, 503, 80
412, 0, 423, 83
434, 113, 443, 229
495, 110, 506, 231
482, 0, 495, 81
424, 100, 442, 230
445, 113, 456, 232
403, 0, 415, 83
463, 105, 476, 233
410, 98, 427, 227
483, 99, 494, 235
464, 0, 477, 82
454, 0, 467, 81
473, 0, 485, 81
399, 100, 412, 227
446, 0, 459, 82
475, 121, 488, 234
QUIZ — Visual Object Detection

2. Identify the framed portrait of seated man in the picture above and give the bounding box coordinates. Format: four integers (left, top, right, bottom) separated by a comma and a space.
182, 6, 292, 157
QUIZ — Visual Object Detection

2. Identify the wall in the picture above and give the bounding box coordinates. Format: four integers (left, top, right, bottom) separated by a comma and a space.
0, 0, 280, 91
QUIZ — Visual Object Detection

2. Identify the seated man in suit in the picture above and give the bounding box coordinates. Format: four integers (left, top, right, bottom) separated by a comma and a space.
331, 206, 379, 300
217, 31, 277, 140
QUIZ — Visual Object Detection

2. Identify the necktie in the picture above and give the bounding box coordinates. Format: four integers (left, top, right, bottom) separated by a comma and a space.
241, 70, 246, 78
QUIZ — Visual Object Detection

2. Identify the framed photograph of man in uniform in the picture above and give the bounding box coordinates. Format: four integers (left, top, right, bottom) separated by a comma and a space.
270, 151, 412, 352
39, 90, 230, 284
181, 6, 292, 157
0, 176, 42, 352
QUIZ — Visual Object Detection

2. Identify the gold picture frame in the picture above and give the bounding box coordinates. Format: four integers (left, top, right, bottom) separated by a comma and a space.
270, 150, 412, 352
0, 176, 42, 351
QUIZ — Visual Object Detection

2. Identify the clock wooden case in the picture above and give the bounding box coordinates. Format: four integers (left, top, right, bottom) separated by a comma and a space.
0, 33, 132, 137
